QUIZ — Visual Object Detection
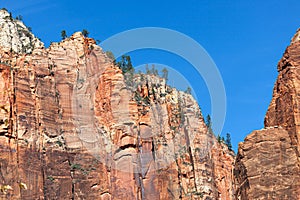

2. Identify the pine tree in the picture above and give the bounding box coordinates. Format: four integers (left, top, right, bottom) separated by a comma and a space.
61, 30, 67, 40
162, 67, 168, 82
117, 55, 133, 74
185, 87, 192, 94
82, 29, 89, 37
206, 114, 213, 134
217, 135, 221, 143
16, 15, 23, 21
146, 64, 151, 74
117, 55, 134, 87
151, 64, 156, 75
106, 51, 115, 63
225, 133, 232, 150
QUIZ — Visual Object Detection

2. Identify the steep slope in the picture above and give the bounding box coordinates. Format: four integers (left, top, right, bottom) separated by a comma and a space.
0, 9, 234, 199
234, 29, 300, 199
0, 8, 43, 54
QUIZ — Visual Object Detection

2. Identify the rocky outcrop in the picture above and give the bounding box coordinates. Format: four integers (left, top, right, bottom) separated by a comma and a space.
0, 8, 43, 54
0, 9, 234, 199
234, 29, 300, 199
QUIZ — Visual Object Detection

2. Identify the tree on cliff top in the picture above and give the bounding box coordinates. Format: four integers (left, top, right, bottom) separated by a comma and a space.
117, 55, 135, 87
117, 55, 134, 74
185, 87, 192, 94
82, 29, 89, 37
145, 64, 151, 74
61, 30, 67, 40
162, 67, 168, 82
225, 133, 232, 150
15, 15, 22, 21
151, 64, 158, 75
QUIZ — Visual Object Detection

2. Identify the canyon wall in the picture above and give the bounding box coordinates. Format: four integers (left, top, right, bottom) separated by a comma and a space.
234, 29, 300, 199
0, 9, 234, 200
3, 7, 300, 200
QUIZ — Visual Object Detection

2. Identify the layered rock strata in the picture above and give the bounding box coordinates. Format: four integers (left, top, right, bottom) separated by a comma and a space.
0, 9, 234, 200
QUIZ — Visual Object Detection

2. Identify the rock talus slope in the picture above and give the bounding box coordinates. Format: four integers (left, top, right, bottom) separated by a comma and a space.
234, 29, 300, 199
0, 9, 234, 199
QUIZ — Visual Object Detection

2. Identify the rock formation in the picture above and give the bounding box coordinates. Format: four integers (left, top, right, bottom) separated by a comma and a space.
234, 29, 300, 199
0, 8, 43, 54
0, 9, 234, 199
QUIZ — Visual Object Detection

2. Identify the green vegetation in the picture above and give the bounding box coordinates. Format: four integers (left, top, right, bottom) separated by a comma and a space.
185, 87, 192, 94
15, 15, 22, 21
140, 73, 145, 82
8, 12, 12, 20
70, 163, 82, 170
217, 134, 222, 143
162, 67, 168, 82
105, 51, 115, 63
82, 29, 89, 37
47, 175, 55, 182
144, 64, 159, 76
69, 162, 93, 176
205, 114, 212, 134
217, 132, 232, 150
134, 91, 150, 106
145, 64, 151, 74
138, 64, 170, 79
100, 51, 236, 155
56, 140, 63, 147
192, 190, 204, 198
117, 55, 134, 74
225, 133, 232, 150
217, 135, 225, 143
61, 30, 67, 40
151, 64, 158, 75
117, 55, 135, 87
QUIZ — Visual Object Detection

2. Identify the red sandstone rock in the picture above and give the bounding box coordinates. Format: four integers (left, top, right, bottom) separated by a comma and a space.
234, 128, 300, 199
0, 9, 234, 199
235, 29, 300, 199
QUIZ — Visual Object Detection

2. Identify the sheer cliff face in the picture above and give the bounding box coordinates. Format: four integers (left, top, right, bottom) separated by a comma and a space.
265, 32, 300, 149
0, 9, 234, 199
234, 30, 300, 199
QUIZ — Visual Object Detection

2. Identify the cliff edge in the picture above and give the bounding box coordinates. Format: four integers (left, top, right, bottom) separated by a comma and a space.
234, 29, 300, 199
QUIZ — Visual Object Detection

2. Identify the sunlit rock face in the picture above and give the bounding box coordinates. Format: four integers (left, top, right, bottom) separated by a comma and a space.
291, 28, 300, 44
234, 29, 300, 200
0, 9, 235, 200
0, 8, 43, 54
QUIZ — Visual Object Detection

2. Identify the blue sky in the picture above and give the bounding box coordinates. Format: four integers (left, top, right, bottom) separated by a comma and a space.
2, 0, 300, 151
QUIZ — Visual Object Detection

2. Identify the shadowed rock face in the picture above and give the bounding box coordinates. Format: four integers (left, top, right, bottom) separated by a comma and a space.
0, 9, 234, 199
234, 128, 300, 199
234, 29, 300, 199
